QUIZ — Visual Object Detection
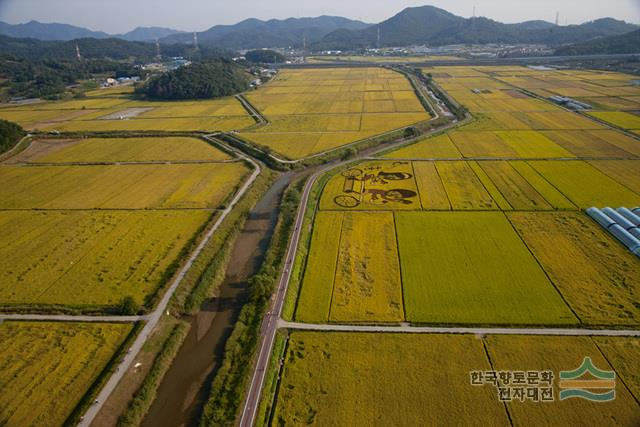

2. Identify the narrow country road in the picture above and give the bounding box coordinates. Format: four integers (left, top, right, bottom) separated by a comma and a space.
77, 135, 261, 427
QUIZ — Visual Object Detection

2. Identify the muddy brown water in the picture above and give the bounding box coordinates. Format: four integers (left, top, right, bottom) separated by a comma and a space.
141, 172, 292, 427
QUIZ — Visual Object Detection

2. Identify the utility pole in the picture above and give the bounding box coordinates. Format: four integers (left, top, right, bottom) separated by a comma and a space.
75, 43, 81, 61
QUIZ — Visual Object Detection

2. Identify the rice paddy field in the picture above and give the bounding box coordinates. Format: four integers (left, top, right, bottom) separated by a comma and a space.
0, 162, 247, 209
7, 137, 232, 163
0, 136, 250, 309
0, 321, 132, 427
0, 90, 254, 132
0, 210, 211, 306
237, 67, 431, 159
277, 65, 640, 425
270, 332, 640, 426
293, 66, 640, 327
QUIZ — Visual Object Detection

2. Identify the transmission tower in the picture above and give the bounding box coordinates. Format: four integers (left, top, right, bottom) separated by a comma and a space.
193, 32, 199, 50
75, 43, 81, 61
555, 11, 560, 26
377, 25, 381, 48
155, 38, 161, 59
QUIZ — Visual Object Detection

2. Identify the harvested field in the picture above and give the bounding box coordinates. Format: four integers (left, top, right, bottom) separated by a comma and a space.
0, 321, 132, 427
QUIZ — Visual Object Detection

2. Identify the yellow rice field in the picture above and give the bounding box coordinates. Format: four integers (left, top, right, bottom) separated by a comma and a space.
0, 321, 132, 427
0, 162, 248, 209
238, 68, 431, 159
508, 212, 640, 326
8, 137, 231, 163
0, 210, 211, 307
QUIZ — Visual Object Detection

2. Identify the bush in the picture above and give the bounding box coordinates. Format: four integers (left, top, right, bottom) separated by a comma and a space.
119, 296, 139, 315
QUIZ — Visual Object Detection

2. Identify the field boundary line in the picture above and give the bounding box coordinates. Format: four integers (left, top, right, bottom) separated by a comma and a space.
0, 314, 147, 322
277, 320, 640, 337
76, 133, 262, 427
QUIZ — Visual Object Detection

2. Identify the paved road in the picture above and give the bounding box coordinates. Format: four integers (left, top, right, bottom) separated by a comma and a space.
278, 320, 640, 337
0, 314, 147, 323
238, 106, 471, 426
77, 135, 261, 427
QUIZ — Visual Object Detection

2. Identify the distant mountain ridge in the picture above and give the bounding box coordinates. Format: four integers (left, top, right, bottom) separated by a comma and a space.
160, 16, 371, 48
0, 20, 183, 42
555, 29, 640, 55
316, 6, 639, 49
0, 6, 637, 50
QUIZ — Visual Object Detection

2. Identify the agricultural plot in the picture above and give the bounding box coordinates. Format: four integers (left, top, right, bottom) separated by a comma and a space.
6, 137, 232, 163
395, 211, 576, 325
508, 212, 640, 326
588, 111, 640, 131
0, 95, 254, 132
272, 332, 640, 426
237, 68, 431, 159
329, 212, 403, 323
528, 160, 640, 208
0, 210, 211, 307
384, 133, 462, 159
319, 161, 421, 211
273, 332, 507, 426
485, 335, 640, 426
0, 321, 132, 426
0, 162, 248, 209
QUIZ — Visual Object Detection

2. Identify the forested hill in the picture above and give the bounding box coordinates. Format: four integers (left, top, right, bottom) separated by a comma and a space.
315, 6, 638, 50
0, 35, 229, 62
138, 60, 249, 100
555, 29, 640, 56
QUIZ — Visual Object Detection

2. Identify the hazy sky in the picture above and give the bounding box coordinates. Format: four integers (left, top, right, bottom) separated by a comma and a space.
0, 0, 638, 33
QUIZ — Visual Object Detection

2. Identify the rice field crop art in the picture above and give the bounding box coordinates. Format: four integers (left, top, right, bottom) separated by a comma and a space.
320, 161, 420, 211
0, 321, 133, 427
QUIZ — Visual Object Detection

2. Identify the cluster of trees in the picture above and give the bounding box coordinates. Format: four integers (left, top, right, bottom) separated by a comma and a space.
0, 56, 146, 99
138, 59, 249, 100
0, 119, 25, 154
244, 49, 285, 64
